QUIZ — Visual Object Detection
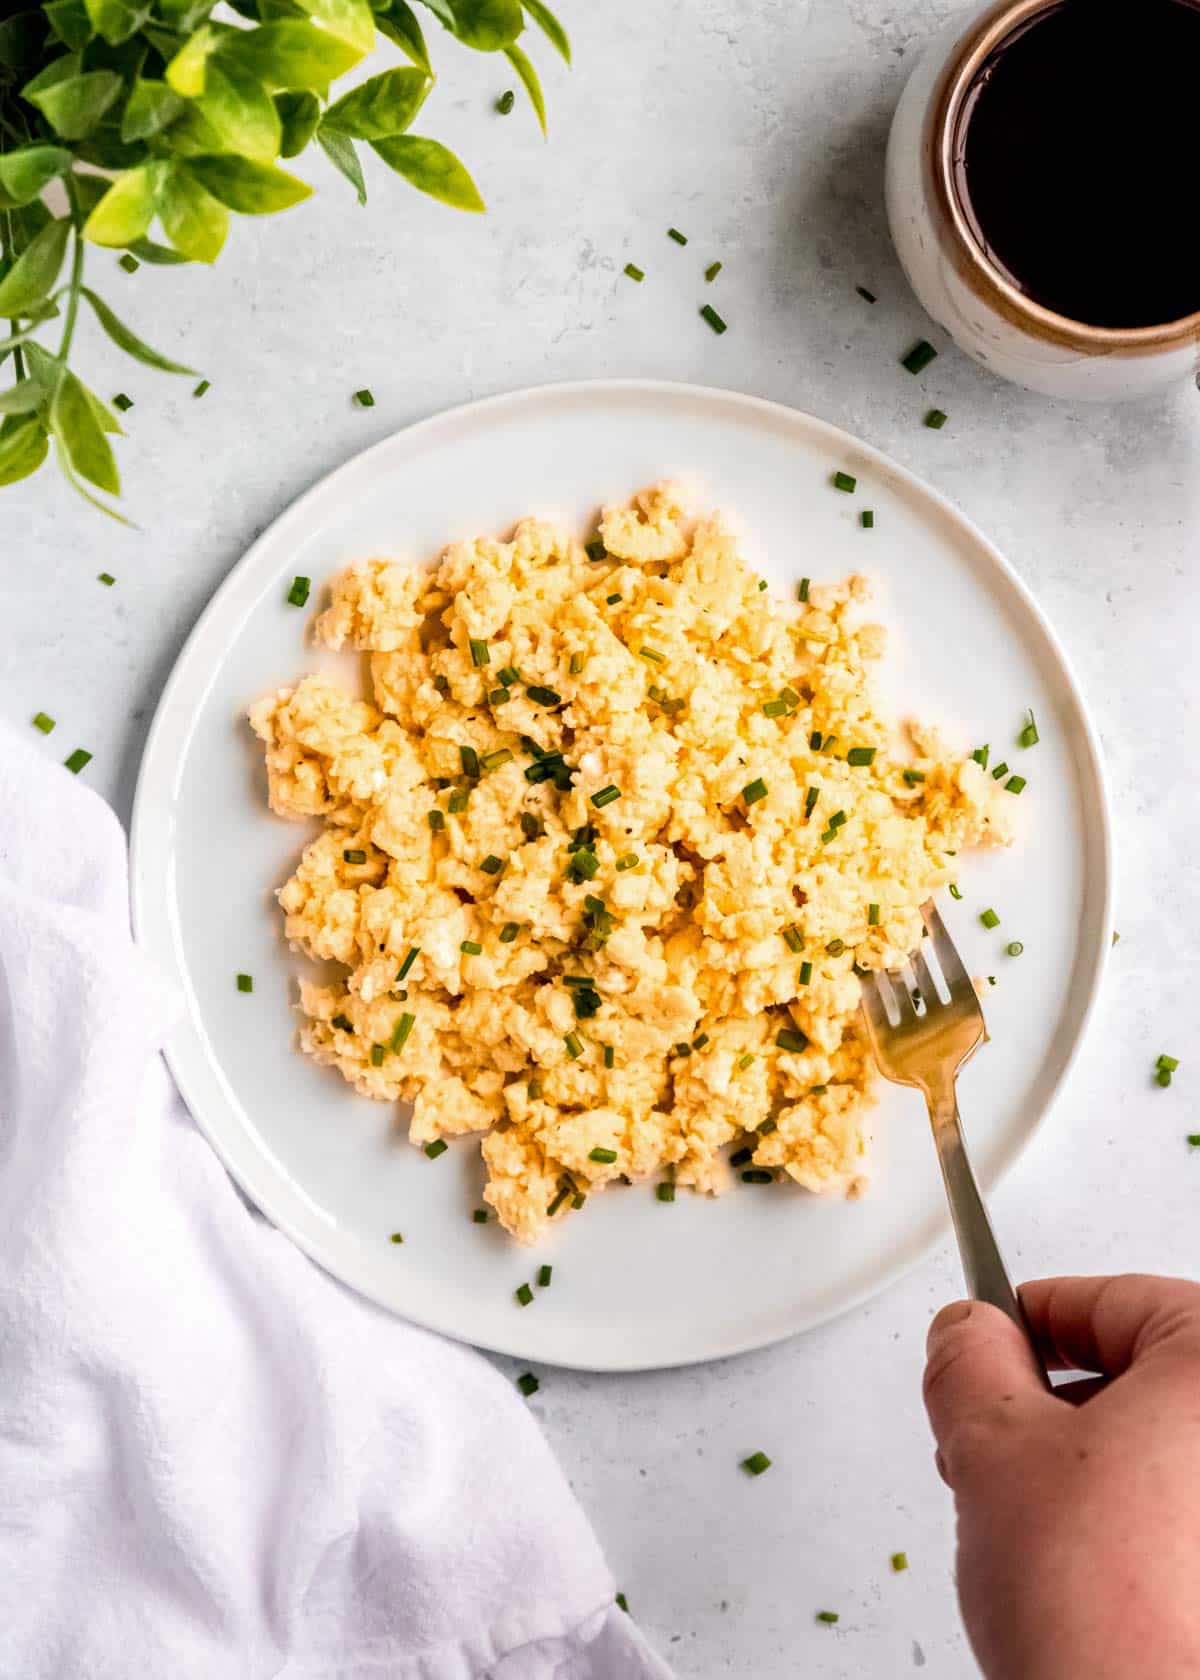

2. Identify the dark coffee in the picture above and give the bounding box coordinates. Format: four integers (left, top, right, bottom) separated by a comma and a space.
953, 0, 1200, 329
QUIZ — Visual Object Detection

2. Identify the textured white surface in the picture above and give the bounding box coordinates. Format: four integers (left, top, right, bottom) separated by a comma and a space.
3, 0, 1199, 1674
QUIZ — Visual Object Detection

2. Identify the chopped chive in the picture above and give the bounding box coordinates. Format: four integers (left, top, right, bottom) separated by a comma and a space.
427, 808, 445, 831
810, 1083, 828, 1095
473, 1207, 491, 1223
825, 938, 845, 957
741, 1168, 773, 1183
623, 262, 644, 282
606, 593, 622, 605
903, 769, 926, 786
1158, 1054, 1180, 1072
588, 1145, 617, 1163
538, 1264, 552, 1287
528, 1077, 543, 1099
613, 853, 640, 876
804, 786, 819, 819
480, 747, 513, 773
980, 908, 1000, 929
674, 1041, 692, 1058
656, 1181, 675, 1202
526, 685, 562, 706
517, 1371, 539, 1395
742, 777, 768, 805
730, 1146, 753, 1168
515, 1282, 533, 1305
469, 637, 490, 668
758, 579, 767, 591
924, 409, 948, 429
287, 576, 310, 607
564, 1033, 584, 1060
762, 699, 788, 718
32, 711, 55, 734
370, 1044, 386, 1066
569, 652, 584, 674
799, 960, 813, 985
236, 973, 253, 993
499, 922, 520, 944
775, 1028, 808, 1053
741, 1451, 772, 1475
448, 788, 469, 814
97, 572, 115, 585
353, 388, 375, 407
991, 761, 1010, 781
460, 939, 482, 955
113, 392, 133, 412
603, 1044, 615, 1067
868, 903, 880, 926
816, 1610, 839, 1625
779, 687, 801, 709
832, 470, 856, 493
496, 88, 515, 113
705, 260, 722, 282
488, 687, 511, 706
822, 734, 839, 755
615, 1592, 630, 1613
736, 1053, 755, 1070
781, 925, 803, 953
830, 810, 847, 829
119, 253, 139, 273
571, 1191, 586, 1209
700, 302, 727, 334
591, 784, 621, 808
797, 577, 811, 603
861, 509, 875, 529
891, 1551, 909, 1572
820, 827, 838, 845
667, 227, 688, 244
343, 848, 367, 864
1157, 1068, 1173, 1088
810, 731, 823, 751
423, 1138, 447, 1159
1188, 1135, 1200, 1147
390, 1013, 415, 1053
638, 647, 664, 664
948, 883, 962, 900
480, 854, 504, 875
520, 812, 544, 842
693, 1032, 709, 1049
972, 745, 989, 771
1006, 941, 1024, 956
584, 538, 606, 562
64, 748, 92, 774
1018, 710, 1040, 749
192, 378, 210, 398
757, 1117, 777, 1135
902, 339, 938, 374
433, 674, 452, 698
847, 746, 876, 767
397, 946, 420, 981
987, 976, 996, 986
331, 1013, 354, 1032
1005, 776, 1026, 794
496, 665, 520, 687
856, 285, 877, 303
460, 744, 481, 780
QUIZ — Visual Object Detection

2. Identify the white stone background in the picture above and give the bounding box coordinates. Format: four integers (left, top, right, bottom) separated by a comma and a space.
5, 0, 1200, 1674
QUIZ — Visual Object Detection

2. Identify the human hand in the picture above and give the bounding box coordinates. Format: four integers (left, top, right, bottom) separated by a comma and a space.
923, 1275, 1200, 1680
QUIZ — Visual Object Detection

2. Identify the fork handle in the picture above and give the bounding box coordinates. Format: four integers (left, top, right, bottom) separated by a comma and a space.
926, 1082, 1049, 1385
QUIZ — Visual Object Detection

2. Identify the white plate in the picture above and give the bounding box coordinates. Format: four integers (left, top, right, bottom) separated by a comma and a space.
131, 380, 1111, 1372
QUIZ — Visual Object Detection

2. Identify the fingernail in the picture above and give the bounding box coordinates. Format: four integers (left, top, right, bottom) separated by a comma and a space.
928, 1300, 972, 1345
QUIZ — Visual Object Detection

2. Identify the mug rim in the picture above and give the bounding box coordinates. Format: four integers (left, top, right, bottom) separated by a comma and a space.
928, 0, 1200, 352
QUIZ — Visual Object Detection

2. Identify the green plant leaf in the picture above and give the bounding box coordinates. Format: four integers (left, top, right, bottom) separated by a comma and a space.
20, 49, 83, 98
82, 163, 161, 246
414, 0, 455, 29
126, 236, 193, 265
219, 20, 362, 89
24, 68, 124, 138
522, 0, 568, 64
371, 134, 484, 210
44, 0, 94, 50
83, 0, 151, 46
323, 67, 431, 139
70, 173, 112, 215
375, 0, 430, 71
85, 388, 124, 434
0, 311, 61, 356
503, 41, 543, 133
160, 101, 227, 157
80, 286, 198, 374
0, 146, 73, 208
445, 0, 522, 51
50, 368, 120, 495
166, 23, 219, 96
275, 90, 321, 157
0, 415, 49, 488
186, 155, 311, 213
316, 126, 366, 204
194, 59, 282, 161
293, 0, 375, 52
0, 220, 71, 318
158, 164, 228, 261
120, 77, 186, 141
0, 376, 45, 418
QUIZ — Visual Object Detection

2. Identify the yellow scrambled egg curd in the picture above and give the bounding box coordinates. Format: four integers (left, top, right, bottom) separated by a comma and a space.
250, 483, 1014, 1243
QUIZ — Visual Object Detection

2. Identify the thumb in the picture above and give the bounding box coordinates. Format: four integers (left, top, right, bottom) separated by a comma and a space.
924, 1299, 1052, 1486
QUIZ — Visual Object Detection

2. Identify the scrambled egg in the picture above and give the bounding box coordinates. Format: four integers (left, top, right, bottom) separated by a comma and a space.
250, 484, 1014, 1243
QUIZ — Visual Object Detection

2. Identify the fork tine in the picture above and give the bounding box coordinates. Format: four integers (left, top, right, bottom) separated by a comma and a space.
921, 900, 974, 996
886, 966, 917, 1020
860, 970, 894, 1039
909, 945, 941, 1007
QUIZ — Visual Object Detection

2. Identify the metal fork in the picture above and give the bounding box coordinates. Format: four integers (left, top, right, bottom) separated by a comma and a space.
860, 900, 1046, 1376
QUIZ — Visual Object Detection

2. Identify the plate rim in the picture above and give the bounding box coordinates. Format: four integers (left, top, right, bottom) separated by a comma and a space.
129, 376, 1114, 1371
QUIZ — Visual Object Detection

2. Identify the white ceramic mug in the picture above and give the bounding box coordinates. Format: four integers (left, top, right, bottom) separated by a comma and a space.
885, 0, 1200, 401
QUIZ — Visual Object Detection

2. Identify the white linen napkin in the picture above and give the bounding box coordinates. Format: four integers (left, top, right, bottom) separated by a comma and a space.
0, 724, 673, 1680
